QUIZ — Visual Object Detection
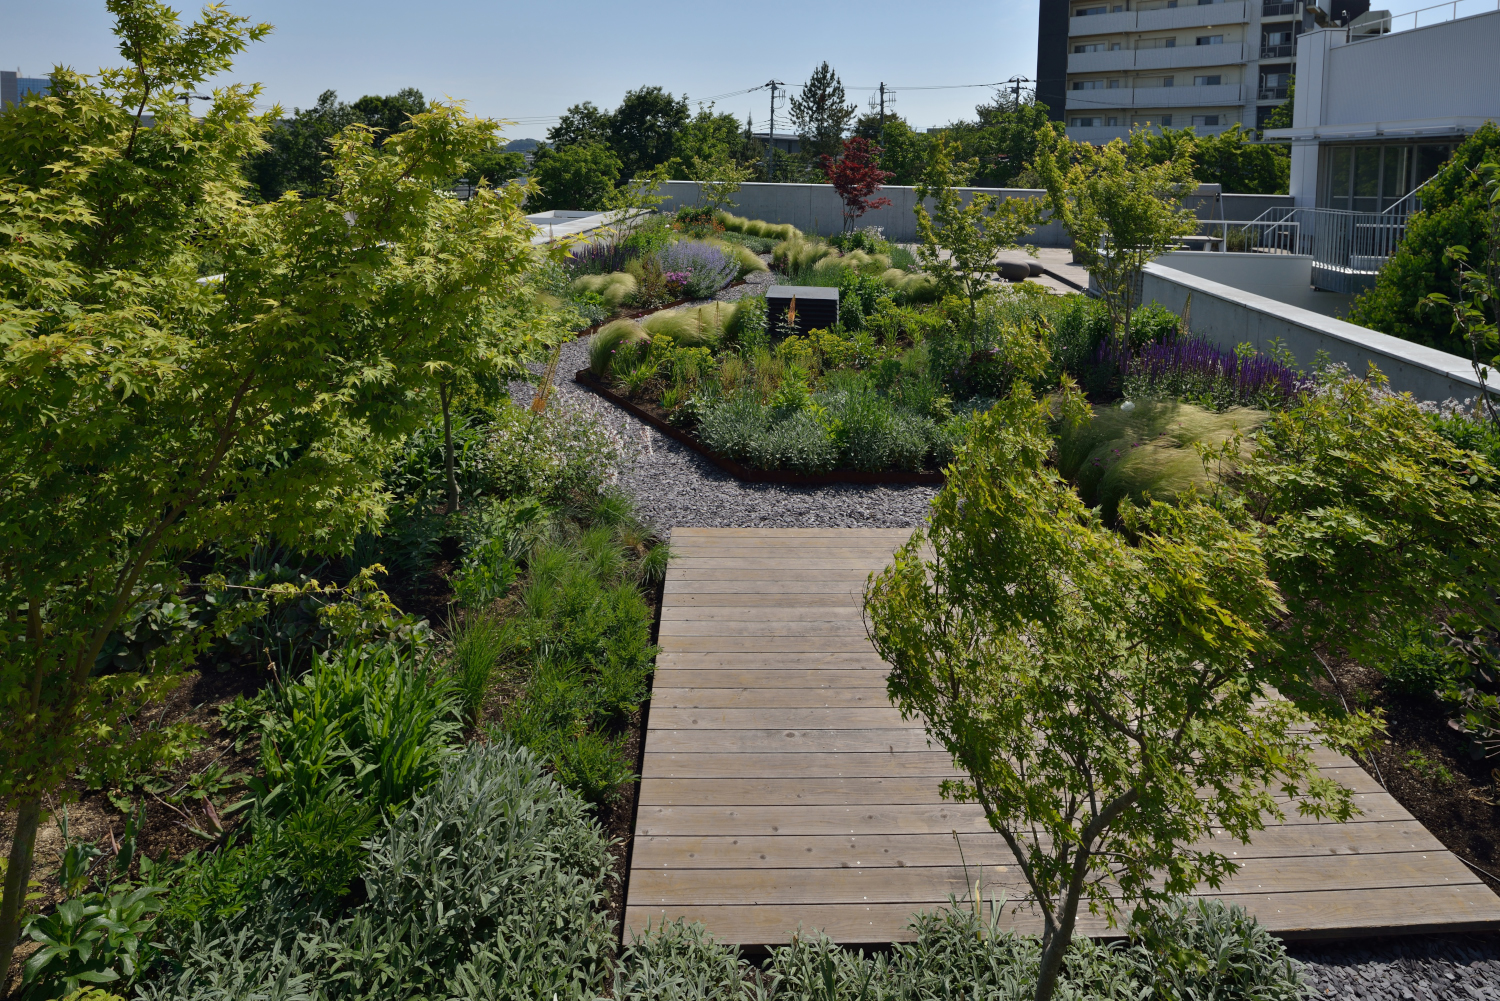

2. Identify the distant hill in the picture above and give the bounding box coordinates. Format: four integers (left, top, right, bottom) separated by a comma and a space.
504, 138, 540, 152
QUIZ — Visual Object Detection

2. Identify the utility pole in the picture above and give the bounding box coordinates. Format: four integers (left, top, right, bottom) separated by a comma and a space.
1006, 75, 1033, 109
763, 79, 784, 181
867, 84, 896, 138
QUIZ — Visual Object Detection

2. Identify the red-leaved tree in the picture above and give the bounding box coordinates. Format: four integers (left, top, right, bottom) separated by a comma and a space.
820, 137, 894, 232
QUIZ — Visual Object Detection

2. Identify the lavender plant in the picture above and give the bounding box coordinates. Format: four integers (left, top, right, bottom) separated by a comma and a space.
1102, 335, 1301, 410
656, 241, 738, 298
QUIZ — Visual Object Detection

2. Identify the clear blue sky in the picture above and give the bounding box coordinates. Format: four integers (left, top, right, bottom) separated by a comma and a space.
5, 0, 1050, 139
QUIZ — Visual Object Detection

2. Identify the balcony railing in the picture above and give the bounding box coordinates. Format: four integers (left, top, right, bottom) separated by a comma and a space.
1260, 42, 1295, 57
1261, 1, 1300, 16
1258, 85, 1289, 100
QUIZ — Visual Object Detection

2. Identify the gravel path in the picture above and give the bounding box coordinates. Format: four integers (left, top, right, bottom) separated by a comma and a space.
1292, 934, 1500, 1000
514, 333, 938, 532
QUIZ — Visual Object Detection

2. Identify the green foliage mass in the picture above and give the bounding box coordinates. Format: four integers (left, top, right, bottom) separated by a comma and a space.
618, 898, 1304, 1000
1241, 372, 1500, 687
142, 742, 616, 1001
531, 142, 623, 211
1136, 125, 1289, 195
244, 87, 428, 201
1349, 124, 1500, 353
1056, 400, 1266, 523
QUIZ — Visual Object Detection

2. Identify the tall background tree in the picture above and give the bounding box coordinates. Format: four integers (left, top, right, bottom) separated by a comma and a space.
608, 85, 689, 181
790, 62, 856, 162
547, 100, 612, 149
244, 86, 426, 201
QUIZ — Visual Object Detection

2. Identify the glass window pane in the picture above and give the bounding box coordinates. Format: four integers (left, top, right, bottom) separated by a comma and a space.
1381, 147, 1409, 209
1352, 147, 1380, 212
1326, 147, 1351, 210
1415, 144, 1451, 186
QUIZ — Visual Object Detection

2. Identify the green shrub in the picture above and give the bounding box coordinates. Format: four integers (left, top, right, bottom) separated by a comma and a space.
145, 743, 616, 1001
590, 318, 648, 376
1349, 124, 1500, 352
707, 239, 769, 279
256, 638, 462, 818
697, 391, 769, 460
475, 404, 627, 501
616, 897, 1305, 1001
641, 310, 707, 347
714, 210, 799, 242
1056, 400, 1266, 522
748, 411, 838, 474
722, 296, 768, 352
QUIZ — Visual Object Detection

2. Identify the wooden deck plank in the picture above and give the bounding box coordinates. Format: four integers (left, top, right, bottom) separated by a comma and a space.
630, 823, 1451, 869
627, 528, 1500, 947
627, 882, 1500, 945
628, 854, 1480, 907
638, 767, 1385, 807
650, 688, 895, 708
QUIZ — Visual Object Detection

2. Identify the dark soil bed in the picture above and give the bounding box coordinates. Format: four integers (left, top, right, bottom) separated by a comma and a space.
1319, 656, 1500, 893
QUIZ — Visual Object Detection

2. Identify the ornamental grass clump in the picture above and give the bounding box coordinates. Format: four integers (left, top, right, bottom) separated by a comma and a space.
569, 270, 638, 308
589, 319, 649, 376
655, 241, 738, 298
1056, 399, 1266, 523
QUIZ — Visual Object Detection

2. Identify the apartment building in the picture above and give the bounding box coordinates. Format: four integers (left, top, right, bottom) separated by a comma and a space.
1036, 0, 1368, 144
1, 70, 51, 110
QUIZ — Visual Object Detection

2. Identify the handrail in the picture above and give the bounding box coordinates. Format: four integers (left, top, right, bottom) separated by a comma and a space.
1357, 0, 1500, 36
1380, 174, 1437, 217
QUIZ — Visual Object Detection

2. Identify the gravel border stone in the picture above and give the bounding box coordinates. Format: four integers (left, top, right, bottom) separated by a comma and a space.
1291, 934, 1500, 1000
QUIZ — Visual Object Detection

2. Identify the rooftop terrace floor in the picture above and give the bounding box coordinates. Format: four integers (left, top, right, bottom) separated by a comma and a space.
624, 528, 1500, 946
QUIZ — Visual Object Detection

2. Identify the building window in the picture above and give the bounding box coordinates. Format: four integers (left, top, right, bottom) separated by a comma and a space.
1070, 116, 1105, 127
1073, 80, 1106, 90
1162, 76, 1175, 87
1107, 116, 1120, 125
1075, 42, 1104, 52
1075, 5, 1108, 14
1110, 41, 1122, 49
1107, 79, 1123, 88
1322, 143, 1455, 212
1193, 75, 1223, 86
1192, 114, 1222, 126
1138, 36, 1178, 48
1196, 34, 1224, 44
1161, 114, 1173, 126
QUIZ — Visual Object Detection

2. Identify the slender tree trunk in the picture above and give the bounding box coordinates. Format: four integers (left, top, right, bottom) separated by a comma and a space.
440, 381, 459, 514
1033, 850, 1091, 1001
0, 796, 43, 994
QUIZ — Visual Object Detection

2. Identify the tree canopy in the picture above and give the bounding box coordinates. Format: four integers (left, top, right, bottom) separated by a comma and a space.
790, 62, 856, 162
243, 86, 426, 201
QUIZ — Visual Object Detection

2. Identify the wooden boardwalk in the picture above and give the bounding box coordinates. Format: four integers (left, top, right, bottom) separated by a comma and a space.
625, 528, 1500, 945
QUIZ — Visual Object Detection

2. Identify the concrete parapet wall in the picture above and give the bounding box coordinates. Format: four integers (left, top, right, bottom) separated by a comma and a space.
654, 180, 1070, 246
1142, 262, 1498, 403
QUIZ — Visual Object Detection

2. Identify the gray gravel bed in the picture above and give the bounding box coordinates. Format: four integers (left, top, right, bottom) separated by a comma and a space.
1292, 934, 1500, 1000
514, 331, 937, 532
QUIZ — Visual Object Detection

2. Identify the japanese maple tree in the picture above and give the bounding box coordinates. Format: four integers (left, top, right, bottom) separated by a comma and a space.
820, 137, 894, 232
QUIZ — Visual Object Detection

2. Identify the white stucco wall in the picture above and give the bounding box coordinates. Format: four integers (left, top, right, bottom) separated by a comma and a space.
1153, 252, 1355, 318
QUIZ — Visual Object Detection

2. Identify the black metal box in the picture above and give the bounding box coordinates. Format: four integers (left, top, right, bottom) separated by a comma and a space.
766, 285, 839, 335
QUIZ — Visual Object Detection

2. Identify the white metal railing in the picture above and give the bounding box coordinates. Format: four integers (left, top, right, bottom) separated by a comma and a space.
1357, 0, 1500, 35
1187, 219, 1304, 254
1193, 206, 1414, 292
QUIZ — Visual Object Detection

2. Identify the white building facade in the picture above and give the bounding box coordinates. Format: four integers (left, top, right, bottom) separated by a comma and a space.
1265, 6, 1500, 208
1058, 0, 1343, 144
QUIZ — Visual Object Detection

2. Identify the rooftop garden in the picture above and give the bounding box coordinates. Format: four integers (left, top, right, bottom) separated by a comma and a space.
4, 5, 1500, 1001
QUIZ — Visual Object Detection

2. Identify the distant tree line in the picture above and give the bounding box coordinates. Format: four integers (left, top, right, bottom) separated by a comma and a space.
242, 65, 1293, 211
